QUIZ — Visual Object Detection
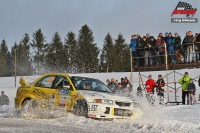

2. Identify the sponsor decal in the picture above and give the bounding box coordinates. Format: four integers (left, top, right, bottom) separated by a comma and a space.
88, 114, 96, 118
59, 89, 71, 95
59, 95, 70, 106
32, 88, 47, 99
171, 1, 198, 23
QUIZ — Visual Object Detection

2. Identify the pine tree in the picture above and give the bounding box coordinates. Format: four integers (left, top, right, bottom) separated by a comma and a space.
64, 31, 79, 73
78, 25, 99, 73
30, 29, 47, 75
46, 32, 64, 72
0, 40, 8, 76
113, 34, 130, 72
99, 33, 115, 72
18, 33, 34, 75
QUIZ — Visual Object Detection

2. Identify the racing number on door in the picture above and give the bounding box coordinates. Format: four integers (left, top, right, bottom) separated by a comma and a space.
91, 105, 98, 111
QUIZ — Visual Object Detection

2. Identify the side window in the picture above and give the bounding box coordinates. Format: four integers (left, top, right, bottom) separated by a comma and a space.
53, 76, 70, 89
35, 76, 56, 88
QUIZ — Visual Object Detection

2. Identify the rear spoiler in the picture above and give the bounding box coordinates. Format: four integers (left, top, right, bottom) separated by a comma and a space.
19, 77, 27, 86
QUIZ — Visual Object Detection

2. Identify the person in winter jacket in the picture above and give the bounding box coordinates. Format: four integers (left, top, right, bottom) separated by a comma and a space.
166, 32, 176, 63
108, 78, 117, 91
156, 36, 165, 65
145, 75, 155, 93
0, 91, 9, 106
196, 33, 200, 62
155, 75, 165, 97
142, 36, 153, 66
178, 72, 190, 105
194, 33, 200, 62
130, 35, 138, 66
182, 31, 194, 62
174, 32, 182, 63
137, 38, 145, 67
149, 36, 157, 65
188, 79, 196, 105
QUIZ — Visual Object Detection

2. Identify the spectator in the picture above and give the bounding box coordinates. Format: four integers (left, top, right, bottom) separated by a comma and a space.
196, 33, 200, 62
164, 32, 169, 43
156, 36, 165, 65
158, 33, 165, 41
0, 91, 9, 106
155, 75, 165, 97
178, 72, 190, 105
106, 79, 110, 86
142, 36, 153, 66
108, 78, 117, 90
188, 78, 196, 105
145, 75, 155, 93
166, 32, 176, 64
149, 36, 157, 65
182, 31, 194, 62
174, 32, 182, 63
146, 33, 151, 42
120, 78, 125, 88
136, 34, 142, 45
130, 35, 138, 66
124, 77, 131, 87
115, 80, 118, 86
193, 33, 200, 62
137, 38, 145, 67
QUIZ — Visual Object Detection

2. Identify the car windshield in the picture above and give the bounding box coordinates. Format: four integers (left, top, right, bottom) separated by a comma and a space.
70, 76, 113, 93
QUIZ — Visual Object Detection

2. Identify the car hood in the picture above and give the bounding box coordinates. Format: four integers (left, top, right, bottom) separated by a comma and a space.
77, 90, 134, 102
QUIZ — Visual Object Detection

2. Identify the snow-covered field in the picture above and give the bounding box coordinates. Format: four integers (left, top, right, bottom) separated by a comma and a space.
0, 69, 200, 133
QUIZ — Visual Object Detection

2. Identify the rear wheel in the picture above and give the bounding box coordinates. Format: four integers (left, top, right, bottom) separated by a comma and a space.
74, 100, 88, 117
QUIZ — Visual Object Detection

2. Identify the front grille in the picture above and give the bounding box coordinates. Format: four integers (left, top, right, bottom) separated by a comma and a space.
115, 102, 131, 107
114, 108, 132, 117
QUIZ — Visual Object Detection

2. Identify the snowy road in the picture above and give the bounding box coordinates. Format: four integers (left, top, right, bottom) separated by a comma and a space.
1, 102, 200, 133
1, 69, 200, 133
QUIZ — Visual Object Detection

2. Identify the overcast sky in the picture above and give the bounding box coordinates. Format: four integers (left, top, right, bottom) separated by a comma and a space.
0, 0, 200, 51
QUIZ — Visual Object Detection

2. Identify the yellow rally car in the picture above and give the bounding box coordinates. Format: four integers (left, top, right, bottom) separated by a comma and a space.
15, 73, 140, 119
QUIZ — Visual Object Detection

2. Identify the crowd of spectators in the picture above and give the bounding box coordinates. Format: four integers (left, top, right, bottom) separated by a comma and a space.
130, 31, 200, 67
106, 77, 131, 91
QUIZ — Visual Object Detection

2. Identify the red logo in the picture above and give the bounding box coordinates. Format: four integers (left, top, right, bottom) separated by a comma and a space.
171, 1, 197, 18
88, 114, 96, 118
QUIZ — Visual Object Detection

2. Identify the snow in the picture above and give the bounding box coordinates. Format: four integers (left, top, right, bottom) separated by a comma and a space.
0, 69, 200, 133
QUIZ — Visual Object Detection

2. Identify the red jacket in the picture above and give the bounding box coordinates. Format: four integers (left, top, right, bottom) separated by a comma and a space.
145, 79, 155, 93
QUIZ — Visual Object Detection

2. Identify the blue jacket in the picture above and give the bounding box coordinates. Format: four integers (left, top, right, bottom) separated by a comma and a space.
166, 37, 175, 51
130, 38, 138, 52
188, 82, 196, 93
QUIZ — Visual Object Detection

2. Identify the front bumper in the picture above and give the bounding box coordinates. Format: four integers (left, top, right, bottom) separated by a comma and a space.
87, 102, 138, 119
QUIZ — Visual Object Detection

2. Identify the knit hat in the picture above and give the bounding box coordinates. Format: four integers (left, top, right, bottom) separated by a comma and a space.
165, 32, 168, 34
174, 32, 178, 35
1, 91, 4, 93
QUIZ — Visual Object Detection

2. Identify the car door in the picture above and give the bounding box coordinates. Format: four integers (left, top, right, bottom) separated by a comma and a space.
53, 76, 75, 110
33, 75, 59, 108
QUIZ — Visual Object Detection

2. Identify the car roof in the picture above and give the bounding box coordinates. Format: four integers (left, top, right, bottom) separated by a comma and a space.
44, 73, 95, 79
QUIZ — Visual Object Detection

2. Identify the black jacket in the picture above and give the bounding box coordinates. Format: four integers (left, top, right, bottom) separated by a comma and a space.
174, 36, 181, 48
182, 35, 193, 46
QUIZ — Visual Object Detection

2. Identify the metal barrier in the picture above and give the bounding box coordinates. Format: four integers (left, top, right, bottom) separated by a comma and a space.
138, 68, 200, 105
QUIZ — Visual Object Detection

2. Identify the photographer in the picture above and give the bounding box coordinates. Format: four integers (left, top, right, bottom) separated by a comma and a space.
178, 72, 190, 105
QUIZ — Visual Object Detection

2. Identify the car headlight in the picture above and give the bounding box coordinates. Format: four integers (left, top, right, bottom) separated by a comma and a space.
93, 99, 113, 104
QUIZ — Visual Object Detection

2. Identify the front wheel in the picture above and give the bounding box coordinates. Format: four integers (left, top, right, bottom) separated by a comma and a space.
74, 100, 88, 117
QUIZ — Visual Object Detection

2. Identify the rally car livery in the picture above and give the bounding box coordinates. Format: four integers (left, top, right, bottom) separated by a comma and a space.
15, 73, 139, 119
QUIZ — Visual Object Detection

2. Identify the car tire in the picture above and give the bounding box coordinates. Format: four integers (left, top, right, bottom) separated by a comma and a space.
74, 99, 88, 117
21, 99, 37, 111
